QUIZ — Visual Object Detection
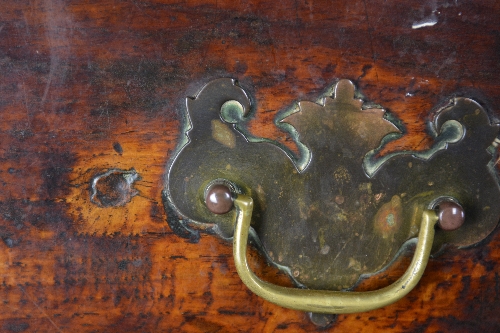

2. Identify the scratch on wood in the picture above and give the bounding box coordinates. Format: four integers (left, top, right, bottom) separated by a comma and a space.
362, 0, 380, 84
40, 65, 54, 107
22, 84, 31, 128
18, 285, 64, 333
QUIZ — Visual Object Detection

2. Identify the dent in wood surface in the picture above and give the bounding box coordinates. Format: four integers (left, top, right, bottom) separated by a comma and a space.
90, 168, 140, 208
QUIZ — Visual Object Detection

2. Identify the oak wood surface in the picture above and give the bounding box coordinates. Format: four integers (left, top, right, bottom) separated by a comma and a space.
0, 0, 499, 332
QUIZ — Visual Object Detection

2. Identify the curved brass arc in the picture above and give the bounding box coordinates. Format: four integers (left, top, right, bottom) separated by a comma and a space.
233, 195, 439, 314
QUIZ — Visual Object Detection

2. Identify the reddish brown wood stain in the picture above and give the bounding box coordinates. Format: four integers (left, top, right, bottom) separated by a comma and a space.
0, 0, 499, 332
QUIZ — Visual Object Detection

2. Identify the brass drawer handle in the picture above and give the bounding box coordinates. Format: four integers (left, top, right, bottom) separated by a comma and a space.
165, 78, 499, 322
233, 194, 439, 314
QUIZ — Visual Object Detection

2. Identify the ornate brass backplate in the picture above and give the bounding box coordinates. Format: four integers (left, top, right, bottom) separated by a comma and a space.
163, 78, 500, 293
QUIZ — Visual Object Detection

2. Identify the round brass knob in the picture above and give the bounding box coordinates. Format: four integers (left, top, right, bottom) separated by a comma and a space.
205, 183, 234, 214
438, 201, 465, 231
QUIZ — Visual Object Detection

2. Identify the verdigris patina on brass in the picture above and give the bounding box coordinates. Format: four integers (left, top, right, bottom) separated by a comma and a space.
164, 78, 500, 291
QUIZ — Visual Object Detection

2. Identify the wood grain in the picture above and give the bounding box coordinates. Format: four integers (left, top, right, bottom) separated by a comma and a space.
0, 0, 499, 331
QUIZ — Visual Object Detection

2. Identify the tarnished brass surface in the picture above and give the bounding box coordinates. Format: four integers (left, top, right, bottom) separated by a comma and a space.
232, 195, 438, 314
165, 78, 500, 291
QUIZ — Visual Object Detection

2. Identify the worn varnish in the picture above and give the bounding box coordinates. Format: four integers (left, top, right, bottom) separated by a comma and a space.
0, 0, 499, 332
